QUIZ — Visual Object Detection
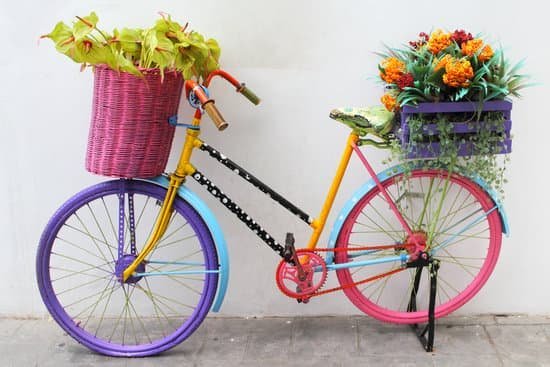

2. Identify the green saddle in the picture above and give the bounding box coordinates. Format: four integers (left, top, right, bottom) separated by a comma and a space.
329, 105, 395, 136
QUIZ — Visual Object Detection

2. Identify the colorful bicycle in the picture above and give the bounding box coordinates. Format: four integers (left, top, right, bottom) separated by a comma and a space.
36, 69, 505, 356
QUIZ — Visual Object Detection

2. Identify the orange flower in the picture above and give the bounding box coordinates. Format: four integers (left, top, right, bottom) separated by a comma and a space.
381, 93, 397, 111
478, 44, 494, 62
380, 57, 406, 84
461, 39, 494, 62
434, 54, 452, 71
427, 29, 452, 54
461, 39, 483, 56
442, 58, 474, 88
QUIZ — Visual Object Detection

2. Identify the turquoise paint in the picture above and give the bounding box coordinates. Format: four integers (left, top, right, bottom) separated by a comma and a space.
325, 165, 509, 265
136, 270, 220, 277
144, 176, 229, 313
326, 254, 408, 271
146, 260, 205, 266
432, 206, 498, 254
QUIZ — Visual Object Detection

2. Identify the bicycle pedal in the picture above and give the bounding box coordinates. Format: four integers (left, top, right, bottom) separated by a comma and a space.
285, 232, 295, 246
283, 232, 296, 262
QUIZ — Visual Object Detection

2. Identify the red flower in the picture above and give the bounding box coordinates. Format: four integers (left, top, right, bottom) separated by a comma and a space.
397, 73, 414, 89
451, 29, 473, 46
409, 32, 429, 49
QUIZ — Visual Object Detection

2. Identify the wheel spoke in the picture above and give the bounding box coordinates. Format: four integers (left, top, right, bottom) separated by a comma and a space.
333, 170, 500, 323
38, 180, 221, 354
51, 261, 113, 282
358, 210, 401, 242
87, 203, 117, 266
74, 213, 115, 271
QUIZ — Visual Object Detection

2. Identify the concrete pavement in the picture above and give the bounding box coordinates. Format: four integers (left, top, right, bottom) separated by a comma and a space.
2, 315, 550, 366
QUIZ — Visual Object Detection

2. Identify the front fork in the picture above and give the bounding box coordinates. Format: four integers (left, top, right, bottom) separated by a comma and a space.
121, 127, 202, 282
120, 174, 184, 281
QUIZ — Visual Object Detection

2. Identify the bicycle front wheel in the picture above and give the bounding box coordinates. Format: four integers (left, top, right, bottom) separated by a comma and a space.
37, 180, 218, 356
335, 169, 502, 324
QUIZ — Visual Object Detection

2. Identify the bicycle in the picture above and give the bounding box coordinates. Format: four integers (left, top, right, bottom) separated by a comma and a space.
36, 69, 506, 357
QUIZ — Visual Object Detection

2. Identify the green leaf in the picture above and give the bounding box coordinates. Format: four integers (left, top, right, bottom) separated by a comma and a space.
71, 39, 112, 64
141, 28, 158, 68
427, 68, 445, 84
207, 38, 221, 61
118, 28, 142, 58
73, 12, 99, 41
454, 88, 469, 100
150, 33, 175, 69
43, 22, 74, 53
44, 12, 222, 80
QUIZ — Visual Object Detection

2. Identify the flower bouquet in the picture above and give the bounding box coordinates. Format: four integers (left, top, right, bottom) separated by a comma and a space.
376, 29, 530, 196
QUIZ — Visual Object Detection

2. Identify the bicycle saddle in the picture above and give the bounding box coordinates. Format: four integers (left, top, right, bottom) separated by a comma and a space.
329, 105, 394, 136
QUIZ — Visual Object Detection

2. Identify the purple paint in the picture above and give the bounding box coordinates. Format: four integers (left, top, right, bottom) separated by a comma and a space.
397, 100, 513, 159
36, 180, 219, 356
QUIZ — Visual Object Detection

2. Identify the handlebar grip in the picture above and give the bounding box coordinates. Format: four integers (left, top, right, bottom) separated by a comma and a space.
203, 100, 229, 131
238, 83, 261, 105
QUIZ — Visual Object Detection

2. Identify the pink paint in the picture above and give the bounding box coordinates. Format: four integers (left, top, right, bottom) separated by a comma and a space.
351, 142, 416, 240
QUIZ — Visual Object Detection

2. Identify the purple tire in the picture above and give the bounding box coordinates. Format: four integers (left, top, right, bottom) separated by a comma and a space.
37, 180, 218, 357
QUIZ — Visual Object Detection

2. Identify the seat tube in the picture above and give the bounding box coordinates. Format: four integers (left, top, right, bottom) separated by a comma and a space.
306, 133, 359, 249
351, 142, 415, 238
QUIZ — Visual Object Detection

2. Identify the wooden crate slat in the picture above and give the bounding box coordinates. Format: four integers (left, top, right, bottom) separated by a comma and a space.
397, 100, 513, 158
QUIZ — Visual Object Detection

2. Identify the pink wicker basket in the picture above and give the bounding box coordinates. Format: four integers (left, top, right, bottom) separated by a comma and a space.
85, 65, 184, 178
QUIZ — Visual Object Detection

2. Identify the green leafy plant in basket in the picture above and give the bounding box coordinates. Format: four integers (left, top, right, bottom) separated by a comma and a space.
376, 29, 532, 199
41, 12, 221, 80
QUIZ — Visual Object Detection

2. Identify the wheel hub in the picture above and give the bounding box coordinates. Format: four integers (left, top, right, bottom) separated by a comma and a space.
115, 254, 146, 284
405, 231, 428, 260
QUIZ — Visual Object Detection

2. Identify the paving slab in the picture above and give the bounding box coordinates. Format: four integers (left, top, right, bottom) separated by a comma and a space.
2, 315, 550, 366
291, 316, 359, 359
197, 317, 253, 361
242, 318, 293, 361
0, 318, 23, 340
437, 314, 496, 326
432, 324, 495, 356
356, 318, 428, 357
343, 355, 435, 366
431, 354, 502, 367
495, 314, 550, 325
486, 324, 550, 366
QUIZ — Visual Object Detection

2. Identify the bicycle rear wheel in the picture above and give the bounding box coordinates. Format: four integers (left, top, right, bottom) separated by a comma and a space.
37, 180, 218, 356
335, 169, 502, 324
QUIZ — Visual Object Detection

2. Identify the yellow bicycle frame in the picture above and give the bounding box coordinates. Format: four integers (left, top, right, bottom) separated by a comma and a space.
123, 115, 359, 281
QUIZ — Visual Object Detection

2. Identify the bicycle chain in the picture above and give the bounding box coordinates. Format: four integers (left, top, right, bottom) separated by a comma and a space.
283, 244, 411, 299
191, 166, 411, 298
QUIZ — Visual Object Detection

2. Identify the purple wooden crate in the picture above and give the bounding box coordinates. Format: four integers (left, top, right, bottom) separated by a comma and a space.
398, 100, 513, 158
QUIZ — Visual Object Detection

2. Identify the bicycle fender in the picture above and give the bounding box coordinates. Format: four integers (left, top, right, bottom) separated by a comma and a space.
144, 176, 229, 312
325, 165, 509, 265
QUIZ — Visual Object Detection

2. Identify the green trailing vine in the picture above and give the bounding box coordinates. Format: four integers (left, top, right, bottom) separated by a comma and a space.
386, 111, 510, 199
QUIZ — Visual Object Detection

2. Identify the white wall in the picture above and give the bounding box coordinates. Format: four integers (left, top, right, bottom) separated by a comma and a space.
1, 0, 548, 316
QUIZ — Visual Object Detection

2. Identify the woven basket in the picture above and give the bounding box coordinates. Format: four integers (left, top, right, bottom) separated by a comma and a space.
85, 65, 184, 178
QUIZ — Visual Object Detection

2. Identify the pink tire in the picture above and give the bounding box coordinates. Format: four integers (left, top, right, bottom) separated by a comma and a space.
335, 169, 502, 324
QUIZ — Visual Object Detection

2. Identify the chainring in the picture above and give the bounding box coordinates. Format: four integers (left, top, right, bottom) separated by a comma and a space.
275, 250, 327, 299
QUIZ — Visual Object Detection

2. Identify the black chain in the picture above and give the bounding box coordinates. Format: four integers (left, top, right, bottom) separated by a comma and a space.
191, 170, 286, 257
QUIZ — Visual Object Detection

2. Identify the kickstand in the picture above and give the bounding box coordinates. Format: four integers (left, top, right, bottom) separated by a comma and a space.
407, 256, 440, 352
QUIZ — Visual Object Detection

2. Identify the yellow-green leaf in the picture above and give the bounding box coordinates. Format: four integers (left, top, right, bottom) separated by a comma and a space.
73, 12, 99, 41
